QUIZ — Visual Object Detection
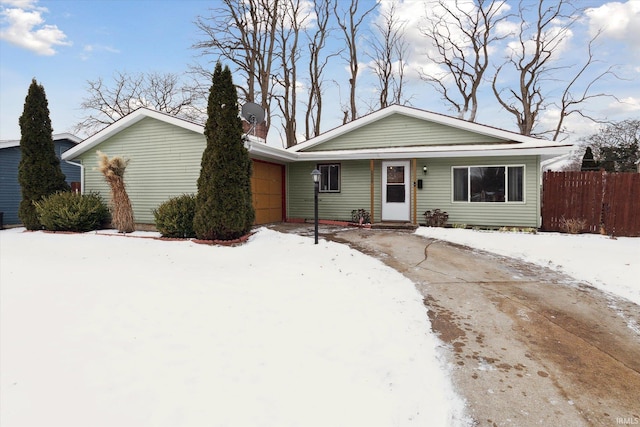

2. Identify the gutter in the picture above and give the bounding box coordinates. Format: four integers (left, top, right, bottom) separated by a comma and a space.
64, 160, 84, 194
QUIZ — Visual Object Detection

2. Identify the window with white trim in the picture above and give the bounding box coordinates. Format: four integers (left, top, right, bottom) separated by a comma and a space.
318, 163, 340, 192
453, 166, 524, 202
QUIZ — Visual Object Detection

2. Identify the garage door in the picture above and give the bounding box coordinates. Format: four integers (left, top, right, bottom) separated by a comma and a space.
251, 160, 284, 224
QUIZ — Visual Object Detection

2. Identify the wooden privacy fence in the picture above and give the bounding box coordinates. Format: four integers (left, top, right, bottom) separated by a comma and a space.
542, 171, 640, 237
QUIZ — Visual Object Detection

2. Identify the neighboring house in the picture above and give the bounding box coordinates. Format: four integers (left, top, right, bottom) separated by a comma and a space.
62, 105, 572, 229
0, 133, 81, 226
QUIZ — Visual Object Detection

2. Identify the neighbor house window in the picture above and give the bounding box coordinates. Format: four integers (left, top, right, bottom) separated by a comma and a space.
452, 166, 524, 202
318, 163, 340, 192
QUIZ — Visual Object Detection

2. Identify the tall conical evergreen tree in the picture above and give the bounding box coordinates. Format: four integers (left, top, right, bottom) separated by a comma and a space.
580, 147, 599, 171
18, 79, 69, 229
194, 63, 255, 240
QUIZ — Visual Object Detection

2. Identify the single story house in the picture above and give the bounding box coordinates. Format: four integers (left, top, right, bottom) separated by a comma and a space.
0, 133, 81, 226
62, 105, 572, 228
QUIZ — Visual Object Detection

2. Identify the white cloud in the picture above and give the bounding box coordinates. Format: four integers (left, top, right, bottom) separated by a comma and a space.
586, 1, 640, 50
79, 43, 120, 60
609, 96, 640, 114
0, 0, 38, 8
0, 0, 70, 55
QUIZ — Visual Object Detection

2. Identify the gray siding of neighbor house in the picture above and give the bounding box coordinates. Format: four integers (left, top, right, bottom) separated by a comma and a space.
0, 140, 80, 225
0, 146, 21, 225
288, 155, 541, 228
73, 117, 206, 224
302, 114, 505, 152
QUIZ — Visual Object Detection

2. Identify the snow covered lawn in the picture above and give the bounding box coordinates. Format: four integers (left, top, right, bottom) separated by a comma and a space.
0, 227, 465, 427
415, 227, 640, 307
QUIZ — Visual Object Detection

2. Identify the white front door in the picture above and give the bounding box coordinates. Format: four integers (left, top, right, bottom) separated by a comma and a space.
382, 161, 411, 221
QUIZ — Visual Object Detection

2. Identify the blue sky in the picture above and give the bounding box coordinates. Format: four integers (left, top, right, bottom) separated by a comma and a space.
1, 0, 639, 145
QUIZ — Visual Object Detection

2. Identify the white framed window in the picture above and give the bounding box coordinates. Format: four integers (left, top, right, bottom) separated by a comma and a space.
452, 165, 524, 203
318, 163, 340, 192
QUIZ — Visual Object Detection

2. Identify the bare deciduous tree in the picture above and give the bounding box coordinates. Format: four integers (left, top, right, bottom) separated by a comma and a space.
334, 0, 378, 123
272, 0, 310, 147
548, 31, 619, 141
194, 0, 279, 137
420, 0, 509, 122
305, 0, 335, 139
74, 71, 202, 136
492, 0, 617, 140
369, 2, 409, 109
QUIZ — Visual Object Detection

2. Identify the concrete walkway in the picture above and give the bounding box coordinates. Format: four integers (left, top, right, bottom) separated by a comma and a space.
269, 223, 640, 427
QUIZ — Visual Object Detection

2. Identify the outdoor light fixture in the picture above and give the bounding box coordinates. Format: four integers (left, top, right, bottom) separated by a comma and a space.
311, 169, 321, 244
423, 165, 428, 175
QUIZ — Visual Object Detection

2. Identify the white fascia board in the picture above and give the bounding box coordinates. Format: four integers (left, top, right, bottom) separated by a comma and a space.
0, 140, 19, 149
295, 143, 573, 161
245, 139, 298, 162
52, 133, 82, 144
1, 133, 82, 150
62, 108, 204, 160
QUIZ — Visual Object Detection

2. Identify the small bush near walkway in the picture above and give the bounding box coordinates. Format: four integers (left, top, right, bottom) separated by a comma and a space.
35, 192, 109, 232
154, 194, 197, 238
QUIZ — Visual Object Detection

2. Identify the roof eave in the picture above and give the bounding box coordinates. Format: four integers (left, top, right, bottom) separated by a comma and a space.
245, 140, 298, 162
295, 144, 573, 161
1, 133, 82, 150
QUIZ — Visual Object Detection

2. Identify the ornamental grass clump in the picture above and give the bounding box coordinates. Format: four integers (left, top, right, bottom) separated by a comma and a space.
97, 151, 135, 233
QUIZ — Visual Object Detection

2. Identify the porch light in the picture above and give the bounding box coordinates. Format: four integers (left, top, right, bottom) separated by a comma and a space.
311, 169, 321, 244
423, 165, 428, 175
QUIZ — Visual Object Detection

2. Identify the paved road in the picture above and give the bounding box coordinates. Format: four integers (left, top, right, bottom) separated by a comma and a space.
271, 224, 640, 426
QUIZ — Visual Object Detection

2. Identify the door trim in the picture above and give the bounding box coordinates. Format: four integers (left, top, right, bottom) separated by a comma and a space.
381, 160, 411, 221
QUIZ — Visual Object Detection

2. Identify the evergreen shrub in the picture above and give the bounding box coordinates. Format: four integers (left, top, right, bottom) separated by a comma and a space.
35, 192, 109, 232
18, 79, 69, 229
154, 194, 197, 238
194, 62, 254, 240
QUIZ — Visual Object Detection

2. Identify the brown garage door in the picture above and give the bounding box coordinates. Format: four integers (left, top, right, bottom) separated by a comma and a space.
251, 160, 284, 225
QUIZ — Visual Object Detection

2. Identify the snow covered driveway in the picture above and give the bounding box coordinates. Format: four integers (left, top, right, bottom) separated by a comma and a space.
0, 228, 466, 427
322, 227, 640, 426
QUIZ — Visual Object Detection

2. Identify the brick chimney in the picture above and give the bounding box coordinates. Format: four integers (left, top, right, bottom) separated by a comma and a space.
242, 120, 267, 141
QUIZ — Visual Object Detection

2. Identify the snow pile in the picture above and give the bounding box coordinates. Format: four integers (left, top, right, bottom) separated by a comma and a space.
0, 227, 467, 427
415, 227, 640, 306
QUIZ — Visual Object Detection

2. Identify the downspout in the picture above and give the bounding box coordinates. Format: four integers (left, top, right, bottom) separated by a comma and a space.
65, 160, 84, 194
412, 159, 417, 225
370, 160, 375, 223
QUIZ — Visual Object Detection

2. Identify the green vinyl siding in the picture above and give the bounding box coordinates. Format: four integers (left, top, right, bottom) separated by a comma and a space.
415, 156, 541, 228
76, 117, 205, 224
303, 114, 504, 151
287, 160, 373, 222
289, 155, 540, 227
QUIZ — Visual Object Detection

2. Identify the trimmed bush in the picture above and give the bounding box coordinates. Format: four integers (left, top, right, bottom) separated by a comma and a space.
424, 209, 449, 227
351, 209, 371, 225
560, 217, 587, 234
35, 192, 109, 232
154, 194, 197, 238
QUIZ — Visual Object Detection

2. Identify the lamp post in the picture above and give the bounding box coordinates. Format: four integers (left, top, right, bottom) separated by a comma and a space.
311, 169, 321, 244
